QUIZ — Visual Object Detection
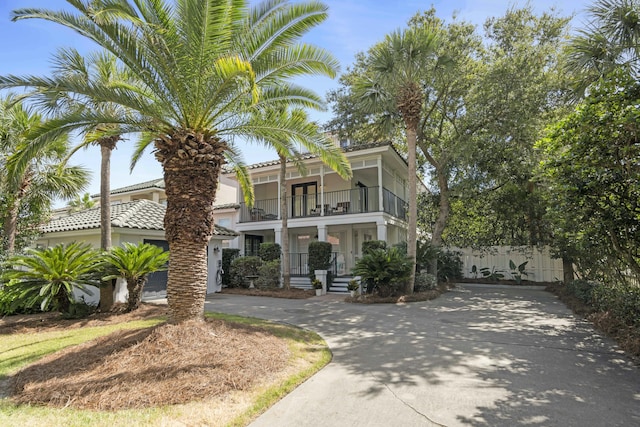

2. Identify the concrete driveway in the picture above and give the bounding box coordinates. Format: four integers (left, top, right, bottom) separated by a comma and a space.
204, 284, 640, 426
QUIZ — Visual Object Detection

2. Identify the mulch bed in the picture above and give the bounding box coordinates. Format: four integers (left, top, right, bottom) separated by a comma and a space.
0, 303, 169, 335
9, 318, 290, 410
221, 287, 315, 299
347, 283, 453, 304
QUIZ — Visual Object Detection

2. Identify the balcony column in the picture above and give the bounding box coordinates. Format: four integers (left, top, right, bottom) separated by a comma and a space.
376, 219, 387, 241
377, 155, 384, 211
317, 224, 327, 242
320, 165, 325, 216
274, 225, 282, 245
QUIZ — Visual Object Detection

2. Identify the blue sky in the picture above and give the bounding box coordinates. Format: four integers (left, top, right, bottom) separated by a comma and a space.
0, 0, 592, 199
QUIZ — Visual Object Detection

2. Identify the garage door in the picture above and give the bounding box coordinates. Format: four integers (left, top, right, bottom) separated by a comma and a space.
143, 239, 169, 299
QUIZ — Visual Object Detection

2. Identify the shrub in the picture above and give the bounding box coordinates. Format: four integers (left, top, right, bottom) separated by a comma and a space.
352, 247, 412, 297
256, 260, 281, 288
592, 282, 640, 327
258, 243, 281, 262
566, 279, 597, 304
414, 272, 437, 292
62, 298, 97, 319
0, 242, 101, 313
229, 256, 262, 288
308, 241, 331, 277
394, 240, 439, 273
102, 242, 169, 312
437, 250, 463, 282
222, 248, 240, 287
362, 240, 386, 256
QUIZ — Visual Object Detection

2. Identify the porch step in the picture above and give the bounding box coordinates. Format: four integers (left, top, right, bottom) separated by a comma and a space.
328, 276, 353, 294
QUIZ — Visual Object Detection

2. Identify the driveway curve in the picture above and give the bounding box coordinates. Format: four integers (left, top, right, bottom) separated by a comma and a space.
204, 284, 640, 427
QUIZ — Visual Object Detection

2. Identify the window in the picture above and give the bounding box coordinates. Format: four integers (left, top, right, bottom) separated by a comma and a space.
244, 235, 263, 257
217, 218, 231, 228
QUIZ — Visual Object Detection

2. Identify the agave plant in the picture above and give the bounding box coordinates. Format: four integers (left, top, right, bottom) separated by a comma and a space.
102, 243, 169, 312
0, 242, 101, 313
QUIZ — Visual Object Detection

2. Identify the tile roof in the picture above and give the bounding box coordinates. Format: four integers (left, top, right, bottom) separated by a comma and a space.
222, 141, 400, 173
107, 178, 165, 196
41, 199, 238, 237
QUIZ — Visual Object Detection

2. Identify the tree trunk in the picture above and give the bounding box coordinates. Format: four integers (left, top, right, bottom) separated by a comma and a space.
126, 277, 146, 312
430, 167, 450, 278
279, 154, 290, 290
405, 126, 418, 294
562, 257, 574, 284
3, 197, 19, 255
155, 130, 225, 323
98, 139, 116, 312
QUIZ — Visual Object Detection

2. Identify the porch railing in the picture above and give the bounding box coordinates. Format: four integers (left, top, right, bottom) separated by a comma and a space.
239, 186, 404, 222
290, 252, 339, 277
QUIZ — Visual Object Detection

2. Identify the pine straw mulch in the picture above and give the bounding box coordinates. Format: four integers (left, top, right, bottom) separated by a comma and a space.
546, 283, 640, 361
0, 303, 169, 335
7, 315, 290, 410
221, 287, 315, 299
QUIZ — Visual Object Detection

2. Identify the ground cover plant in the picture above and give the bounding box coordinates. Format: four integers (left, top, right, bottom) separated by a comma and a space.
547, 281, 640, 359
0, 304, 330, 426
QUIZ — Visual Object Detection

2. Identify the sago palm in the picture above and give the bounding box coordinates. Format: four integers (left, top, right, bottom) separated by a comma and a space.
102, 242, 170, 312
1, 0, 351, 322
0, 242, 101, 313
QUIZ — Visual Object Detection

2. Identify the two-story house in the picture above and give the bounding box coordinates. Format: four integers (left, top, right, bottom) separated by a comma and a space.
224, 141, 411, 285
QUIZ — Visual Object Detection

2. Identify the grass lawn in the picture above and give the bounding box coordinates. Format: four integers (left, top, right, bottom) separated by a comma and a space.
0, 309, 330, 427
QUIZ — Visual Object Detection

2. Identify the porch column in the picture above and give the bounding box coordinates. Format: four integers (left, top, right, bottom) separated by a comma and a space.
376, 219, 387, 241
320, 165, 325, 216
317, 224, 327, 241
274, 226, 282, 245
377, 155, 384, 211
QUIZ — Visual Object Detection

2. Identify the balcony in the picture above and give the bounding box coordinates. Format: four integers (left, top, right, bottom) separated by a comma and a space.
239, 186, 406, 223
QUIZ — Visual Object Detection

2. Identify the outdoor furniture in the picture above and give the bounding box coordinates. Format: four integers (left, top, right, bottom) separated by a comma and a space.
332, 201, 350, 214
250, 208, 264, 221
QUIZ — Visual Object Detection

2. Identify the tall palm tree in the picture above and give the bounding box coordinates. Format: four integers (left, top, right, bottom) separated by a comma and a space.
354, 27, 439, 293
42, 48, 138, 311
1, 0, 351, 322
566, 0, 640, 93
0, 95, 89, 255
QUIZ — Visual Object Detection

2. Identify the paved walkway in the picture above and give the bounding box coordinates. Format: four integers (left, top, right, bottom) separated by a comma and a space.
204, 284, 640, 426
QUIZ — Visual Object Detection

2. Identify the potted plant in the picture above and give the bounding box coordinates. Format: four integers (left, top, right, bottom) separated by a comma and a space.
312, 279, 323, 296
347, 279, 359, 297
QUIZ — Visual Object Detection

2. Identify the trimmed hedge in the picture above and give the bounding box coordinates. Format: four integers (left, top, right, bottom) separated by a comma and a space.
259, 242, 281, 262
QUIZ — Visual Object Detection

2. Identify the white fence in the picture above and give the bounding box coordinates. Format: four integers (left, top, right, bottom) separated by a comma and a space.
449, 246, 563, 283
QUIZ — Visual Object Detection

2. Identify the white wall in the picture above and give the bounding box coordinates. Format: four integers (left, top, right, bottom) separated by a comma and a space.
451, 246, 563, 283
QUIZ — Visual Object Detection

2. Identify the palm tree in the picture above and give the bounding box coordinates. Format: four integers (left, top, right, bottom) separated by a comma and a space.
0, 95, 89, 255
353, 27, 439, 293
2, 0, 351, 322
566, 0, 640, 93
45, 49, 138, 312
102, 242, 170, 312
68, 192, 97, 213
1, 242, 101, 313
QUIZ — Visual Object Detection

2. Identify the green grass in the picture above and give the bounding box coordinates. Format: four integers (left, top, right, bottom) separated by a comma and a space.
0, 318, 165, 378
0, 312, 330, 427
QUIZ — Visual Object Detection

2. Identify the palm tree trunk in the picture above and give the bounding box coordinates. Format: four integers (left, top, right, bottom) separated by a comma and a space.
406, 126, 418, 294
3, 197, 19, 255
99, 139, 116, 312
156, 131, 225, 323
126, 278, 146, 312
279, 155, 290, 290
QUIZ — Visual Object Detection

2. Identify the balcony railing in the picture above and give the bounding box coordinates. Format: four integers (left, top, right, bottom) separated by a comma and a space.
382, 188, 407, 220
239, 186, 405, 222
